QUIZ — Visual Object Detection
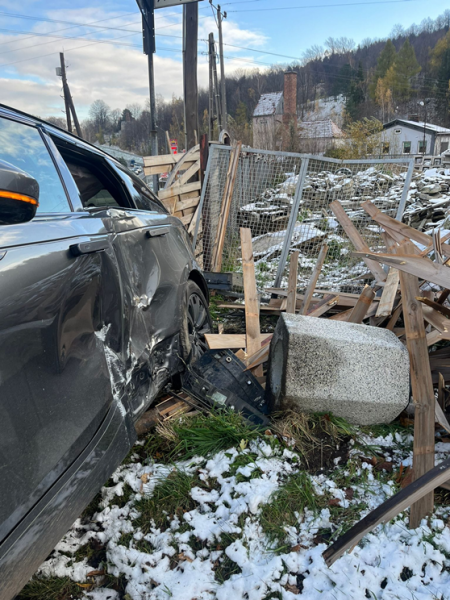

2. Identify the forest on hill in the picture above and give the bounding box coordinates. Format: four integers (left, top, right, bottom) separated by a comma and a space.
62, 9, 450, 154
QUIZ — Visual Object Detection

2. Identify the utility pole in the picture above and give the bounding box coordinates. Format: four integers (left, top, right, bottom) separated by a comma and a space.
208, 33, 215, 139
57, 53, 82, 138
216, 5, 227, 130
183, 3, 199, 151
210, 34, 222, 132
137, 0, 159, 193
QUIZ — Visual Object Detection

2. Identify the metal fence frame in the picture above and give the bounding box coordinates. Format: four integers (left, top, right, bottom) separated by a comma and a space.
193, 145, 414, 293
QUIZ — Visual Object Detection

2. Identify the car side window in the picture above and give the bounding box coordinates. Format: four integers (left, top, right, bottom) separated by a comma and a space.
117, 166, 167, 214
0, 117, 70, 213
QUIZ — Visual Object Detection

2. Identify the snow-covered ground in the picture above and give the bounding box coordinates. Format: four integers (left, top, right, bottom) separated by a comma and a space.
36, 423, 450, 600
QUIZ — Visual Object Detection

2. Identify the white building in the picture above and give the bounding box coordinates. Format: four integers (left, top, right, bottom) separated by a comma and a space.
382, 119, 450, 156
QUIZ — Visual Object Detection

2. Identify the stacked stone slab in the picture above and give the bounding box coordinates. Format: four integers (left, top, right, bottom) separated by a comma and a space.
267, 313, 410, 425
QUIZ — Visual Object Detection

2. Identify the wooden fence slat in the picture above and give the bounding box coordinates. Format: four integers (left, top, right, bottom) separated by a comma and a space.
299, 244, 328, 315
398, 240, 435, 528
240, 227, 263, 377
330, 200, 387, 283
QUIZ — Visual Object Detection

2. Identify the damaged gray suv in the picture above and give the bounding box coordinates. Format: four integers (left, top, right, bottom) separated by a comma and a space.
0, 105, 212, 599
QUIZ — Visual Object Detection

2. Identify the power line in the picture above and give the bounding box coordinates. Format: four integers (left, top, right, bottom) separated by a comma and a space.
0, 12, 138, 48
228, 0, 418, 12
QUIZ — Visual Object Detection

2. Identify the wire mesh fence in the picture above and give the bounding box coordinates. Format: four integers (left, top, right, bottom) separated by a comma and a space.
193, 146, 414, 296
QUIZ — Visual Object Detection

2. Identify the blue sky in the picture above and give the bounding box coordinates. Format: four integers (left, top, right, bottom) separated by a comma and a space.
0, 0, 449, 119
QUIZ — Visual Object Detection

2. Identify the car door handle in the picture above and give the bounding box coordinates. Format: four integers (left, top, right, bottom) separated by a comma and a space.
70, 239, 109, 257
146, 227, 169, 238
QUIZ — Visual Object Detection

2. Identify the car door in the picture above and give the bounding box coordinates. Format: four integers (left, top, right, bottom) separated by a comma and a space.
105, 164, 191, 416
0, 115, 129, 548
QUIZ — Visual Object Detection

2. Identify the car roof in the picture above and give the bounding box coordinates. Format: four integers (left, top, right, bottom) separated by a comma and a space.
0, 103, 121, 164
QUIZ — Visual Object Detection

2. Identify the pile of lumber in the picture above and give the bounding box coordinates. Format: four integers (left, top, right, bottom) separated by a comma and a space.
210, 203, 450, 532
143, 145, 201, 233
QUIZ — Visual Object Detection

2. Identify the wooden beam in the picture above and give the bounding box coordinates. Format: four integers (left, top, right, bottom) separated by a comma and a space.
421, 305, 450, 334
353, 250, 450, 291
330, 200, 387, 282
438, 373, 446, 412
299, 243, 328, 315
417, 296, 450, 320
211, 142, 242, 272
307, 294, 339, 318
205, 333, 272, 350
322, 457, 450, 567
398, 241, 435, 528
158, 181, 201, 201
176, 160, 200, 187
328, 307, 353, 321
362, 200, 450, 258
376, 232, 399, 318
347, 285, 376, 324
240, 227, 263, 377
286, 251, 300, 314
435, 398, 450, 435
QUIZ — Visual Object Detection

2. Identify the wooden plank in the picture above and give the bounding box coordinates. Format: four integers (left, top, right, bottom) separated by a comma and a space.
386, 302, 403, 331
330, 200, 387, 282
187, 203, 201, 235
362, 200, 450, 258
174, 196, 200, 213
299, 244, 328, 315
435, 398, 450, 435
376, 232, 399, 318
347, 285, 376, 324
421, 305, 450, 334
205, 333, 272, 350
211, 142, 242, 272
307, 295, 339, 318
177, 159, 200, 187
240, 227, 263, 377
328, 307, 353, 321
417, 296, 450, 320
144, 164, 174, 176
427, 330, 443, 347
322, 456, 450, 567
144, 153, 177, 167
398, 241, 435, 528
158, 181, 201, 201
438, 373, 446, 412
375, 266, 399, 317
179, 213, 195, 226
353, 250, 450, 291
164, 145, 200, 188
286, 251, 300, 314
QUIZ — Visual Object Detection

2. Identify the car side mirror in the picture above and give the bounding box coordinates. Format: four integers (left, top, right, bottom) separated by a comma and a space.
0, 159, 39, 225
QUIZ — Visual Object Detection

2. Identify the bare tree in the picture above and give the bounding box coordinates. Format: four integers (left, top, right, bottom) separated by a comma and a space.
126, 103, 142, 120
89, 100, 111, 132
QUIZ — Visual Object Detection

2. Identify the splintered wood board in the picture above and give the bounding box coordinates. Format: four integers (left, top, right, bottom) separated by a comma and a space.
205, 333, 272, 350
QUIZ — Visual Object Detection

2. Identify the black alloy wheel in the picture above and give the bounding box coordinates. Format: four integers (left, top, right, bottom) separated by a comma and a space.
182, 280, 212, 363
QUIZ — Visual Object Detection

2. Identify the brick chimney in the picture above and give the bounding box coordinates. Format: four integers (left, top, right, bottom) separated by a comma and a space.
283, 70, 298, 125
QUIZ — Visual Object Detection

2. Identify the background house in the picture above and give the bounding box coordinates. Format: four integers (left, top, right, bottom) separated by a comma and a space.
252, 92, 284, 150
298, 119, 345, 154
381, 119, 450, 156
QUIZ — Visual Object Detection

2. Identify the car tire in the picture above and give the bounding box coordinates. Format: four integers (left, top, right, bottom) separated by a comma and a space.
180, 280, 213, 364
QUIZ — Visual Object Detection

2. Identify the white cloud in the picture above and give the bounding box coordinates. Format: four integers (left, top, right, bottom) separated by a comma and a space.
0, 6, 267, 119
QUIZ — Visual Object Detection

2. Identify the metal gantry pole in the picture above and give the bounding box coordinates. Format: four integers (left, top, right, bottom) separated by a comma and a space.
274, 158, 309, 289
217, 5, 227, 130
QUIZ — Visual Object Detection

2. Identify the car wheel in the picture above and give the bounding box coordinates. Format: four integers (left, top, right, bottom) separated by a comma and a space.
180, 280, 213, 363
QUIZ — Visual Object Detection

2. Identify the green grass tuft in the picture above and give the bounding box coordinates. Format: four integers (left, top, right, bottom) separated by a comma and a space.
17, 577, 82, 600
144, 409, 264, 462
260, 471, 325, 551
133, 469, 201, 533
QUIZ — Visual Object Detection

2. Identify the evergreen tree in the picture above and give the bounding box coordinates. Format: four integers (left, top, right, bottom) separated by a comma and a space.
369, 39, 396, 98
333, 63, 354, 97
345, 63, 365, 120
384, 39, 421, 101
431, 31, 450, 125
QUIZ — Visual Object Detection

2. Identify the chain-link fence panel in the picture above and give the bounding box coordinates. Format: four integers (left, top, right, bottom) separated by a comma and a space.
273, 156, 414, 294
193, 147, 414, 296
193, 145, 305, 293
